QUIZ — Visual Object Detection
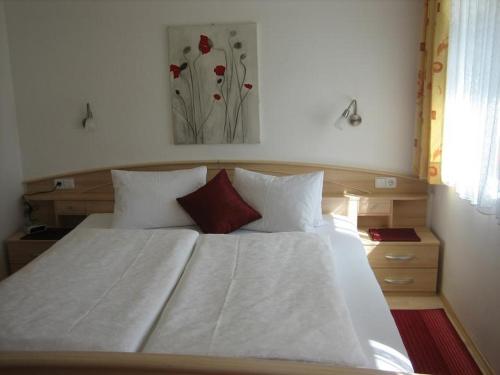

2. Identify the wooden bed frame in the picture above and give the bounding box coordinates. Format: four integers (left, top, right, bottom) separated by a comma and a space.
4, 161, 427, 375
0, 352, 414, 375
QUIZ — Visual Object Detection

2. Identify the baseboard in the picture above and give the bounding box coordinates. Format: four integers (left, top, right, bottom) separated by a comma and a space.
440, 293, 495, 375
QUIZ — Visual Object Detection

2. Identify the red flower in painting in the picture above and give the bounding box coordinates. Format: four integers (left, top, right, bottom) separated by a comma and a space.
214, 65, 226, 76
244, 83, 253, 90
170, 64, 181, 79
213, 93, 221, 101
199, 35, 212, 54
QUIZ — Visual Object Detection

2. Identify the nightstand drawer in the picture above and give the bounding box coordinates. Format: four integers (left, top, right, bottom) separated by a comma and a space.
373, 268, 437, 292
366, 245, 438, 268
7, 241, 55, 263
358, 198, 391, 215
55, 200, 86, 214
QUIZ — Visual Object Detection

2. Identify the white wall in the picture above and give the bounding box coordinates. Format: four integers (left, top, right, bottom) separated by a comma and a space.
0, 0, 24, 279
4, 0, 422, 180
431, 186, 500, 373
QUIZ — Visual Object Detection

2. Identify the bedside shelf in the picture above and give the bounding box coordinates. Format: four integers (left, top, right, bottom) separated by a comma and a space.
345, 193, 428, 229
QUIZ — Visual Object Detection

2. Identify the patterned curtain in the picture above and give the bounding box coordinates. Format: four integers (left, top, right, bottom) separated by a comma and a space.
413, 0, 450, 184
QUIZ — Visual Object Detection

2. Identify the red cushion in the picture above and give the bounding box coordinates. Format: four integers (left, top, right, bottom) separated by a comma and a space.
177, 169, 261, 234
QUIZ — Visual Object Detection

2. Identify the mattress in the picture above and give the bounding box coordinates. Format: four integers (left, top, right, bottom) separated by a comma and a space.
77, 214, 413, 372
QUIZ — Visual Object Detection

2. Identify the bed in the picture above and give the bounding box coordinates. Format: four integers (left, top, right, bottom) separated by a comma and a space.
84, 214, 412, 371
0, 161, 425, 374
0, 213, 412, 373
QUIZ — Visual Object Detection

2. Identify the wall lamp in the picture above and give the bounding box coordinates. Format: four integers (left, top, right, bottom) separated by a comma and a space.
82, 102, 96, 131
341, 99, 362, 126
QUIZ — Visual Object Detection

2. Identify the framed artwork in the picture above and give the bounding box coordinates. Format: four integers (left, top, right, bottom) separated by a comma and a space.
168, 23, 260, 144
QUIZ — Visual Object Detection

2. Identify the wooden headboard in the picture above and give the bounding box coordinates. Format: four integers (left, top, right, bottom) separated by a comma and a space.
23, 160, 428, 227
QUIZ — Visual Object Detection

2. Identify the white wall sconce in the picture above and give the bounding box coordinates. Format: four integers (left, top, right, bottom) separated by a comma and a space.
82, 102, 96, 131
341, 99, 362, 126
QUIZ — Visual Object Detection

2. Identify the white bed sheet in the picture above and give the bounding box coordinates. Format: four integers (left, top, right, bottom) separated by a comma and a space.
316, 215, 413, 372
77, 214, 413, 372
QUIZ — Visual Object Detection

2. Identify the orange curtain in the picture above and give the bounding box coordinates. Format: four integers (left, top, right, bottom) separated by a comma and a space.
413, 0, 450, 184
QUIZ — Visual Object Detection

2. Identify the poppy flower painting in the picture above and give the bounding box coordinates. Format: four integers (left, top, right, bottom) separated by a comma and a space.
168, 23, 260, 144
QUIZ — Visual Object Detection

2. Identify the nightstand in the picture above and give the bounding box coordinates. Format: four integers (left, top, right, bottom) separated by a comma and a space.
5, 228, 72, 274
359, 227, 440, 293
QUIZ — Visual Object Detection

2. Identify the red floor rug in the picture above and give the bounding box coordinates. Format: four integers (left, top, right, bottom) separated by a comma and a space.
391, 309, 481, 375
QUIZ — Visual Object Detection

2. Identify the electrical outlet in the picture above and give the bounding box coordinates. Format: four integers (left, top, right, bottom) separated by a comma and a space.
375, 177, 397, 189
386, 177, 397, 188
54, 178, 75, 189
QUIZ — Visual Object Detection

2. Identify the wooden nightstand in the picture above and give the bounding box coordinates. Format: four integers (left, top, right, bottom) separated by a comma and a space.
359, 227, 440, 293
5, 228, 72, 274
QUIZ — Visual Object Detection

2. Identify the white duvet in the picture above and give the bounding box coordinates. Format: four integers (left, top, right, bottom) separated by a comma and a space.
143, 232, 368, 368
74, 213, 413, 372
0, 228, 197, 352
0, 227, 368, 368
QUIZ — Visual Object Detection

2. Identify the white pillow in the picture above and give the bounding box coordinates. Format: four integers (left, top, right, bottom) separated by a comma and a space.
233, 168, 324, 232
111, 167, 207, 229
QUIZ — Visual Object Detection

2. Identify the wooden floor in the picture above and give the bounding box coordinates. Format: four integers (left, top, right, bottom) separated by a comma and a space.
385, 294, 493, 375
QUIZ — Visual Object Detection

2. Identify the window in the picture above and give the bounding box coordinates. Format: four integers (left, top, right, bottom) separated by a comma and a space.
442, 0, 500, 219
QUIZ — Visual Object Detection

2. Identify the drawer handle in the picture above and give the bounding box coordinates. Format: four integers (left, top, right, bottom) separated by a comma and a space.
384, 254, 415, 261
384, 277, 414, 285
